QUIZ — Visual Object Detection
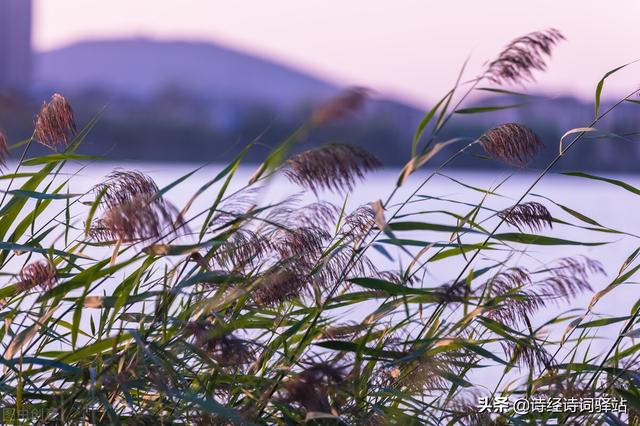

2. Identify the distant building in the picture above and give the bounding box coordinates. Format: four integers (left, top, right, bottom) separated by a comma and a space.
0, 0, 32, 92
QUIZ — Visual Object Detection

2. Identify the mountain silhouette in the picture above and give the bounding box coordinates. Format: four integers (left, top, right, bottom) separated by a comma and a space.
34, 38, 339, 105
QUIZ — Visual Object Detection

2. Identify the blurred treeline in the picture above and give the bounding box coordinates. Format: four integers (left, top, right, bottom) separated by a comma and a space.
1, 90, 638, 170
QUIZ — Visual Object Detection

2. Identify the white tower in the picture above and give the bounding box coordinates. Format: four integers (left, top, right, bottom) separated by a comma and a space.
0, 0, 32, 92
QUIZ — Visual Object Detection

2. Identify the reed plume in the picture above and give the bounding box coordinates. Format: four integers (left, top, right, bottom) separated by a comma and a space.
90, 195, 184, 243
312, 87, 370, 125
316, 245, 378, 285
214, 229, 273, 271
479, 123, 543, 167
485, 28, 565, 85
485, 267, 532, 294
273, 226, 330, 263
33, 93, 77, 149
16, 260, 57, 293
340, 204, 376, 242
90, 170, 188, 243
209, 187, 260, 228
482, 268, 546, 325
537, 262, 598, 301
498, 201, 553, 232
483, 257, 603, 326
284, 144, 381, 194
539, 255, 605, 280
95, 170, 160, 209
266, 201, 339, 230
530, 257, 603, 304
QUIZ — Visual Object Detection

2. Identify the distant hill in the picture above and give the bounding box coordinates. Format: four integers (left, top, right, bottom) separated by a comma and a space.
34, 39, 339, 106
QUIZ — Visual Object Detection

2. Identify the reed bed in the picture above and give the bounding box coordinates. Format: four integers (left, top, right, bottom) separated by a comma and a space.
0, 29, 639, 425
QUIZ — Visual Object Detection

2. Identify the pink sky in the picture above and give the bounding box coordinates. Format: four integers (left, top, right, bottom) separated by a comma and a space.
33, 0, 639, 107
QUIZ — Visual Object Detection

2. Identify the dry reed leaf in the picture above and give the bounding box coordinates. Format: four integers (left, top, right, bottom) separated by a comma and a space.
398, 139, 458, 186
84, 296, 105, 309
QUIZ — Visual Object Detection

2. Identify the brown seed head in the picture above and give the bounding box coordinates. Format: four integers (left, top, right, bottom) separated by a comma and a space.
536, 256, 602, 302
482, 268, 546, 325
33, 93, 77, 149
274, 226, 330, 262
90, 195, 185, 243
214, 229, 273, 271
266, 201, 340, 230
340, 204, 375, 242
479, 123, 543, 167
95, 170, 160, 210
284, 144, 381, 194
485, 28, 565, 85
498, 201, 553, 232
17, 260, 57, 293
312, 86, 370, 125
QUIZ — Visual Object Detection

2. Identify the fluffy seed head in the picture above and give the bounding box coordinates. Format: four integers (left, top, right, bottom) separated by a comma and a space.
266, 201, 340, 230
95, 170, 160, 210
482, 268, 546, 325
485, 29, 565, 85
274, 226, 330, 262
214, 229, 273, 271
537, 256, 603, 302
312, 87, 370, 125
498, 202, 553, 232
33, 93, 77, 149
284, 144, 381, 194
479, 123, 543, 167
17, 260, 57, 293
340, 204, 376, 242
90, 196, 185, 243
